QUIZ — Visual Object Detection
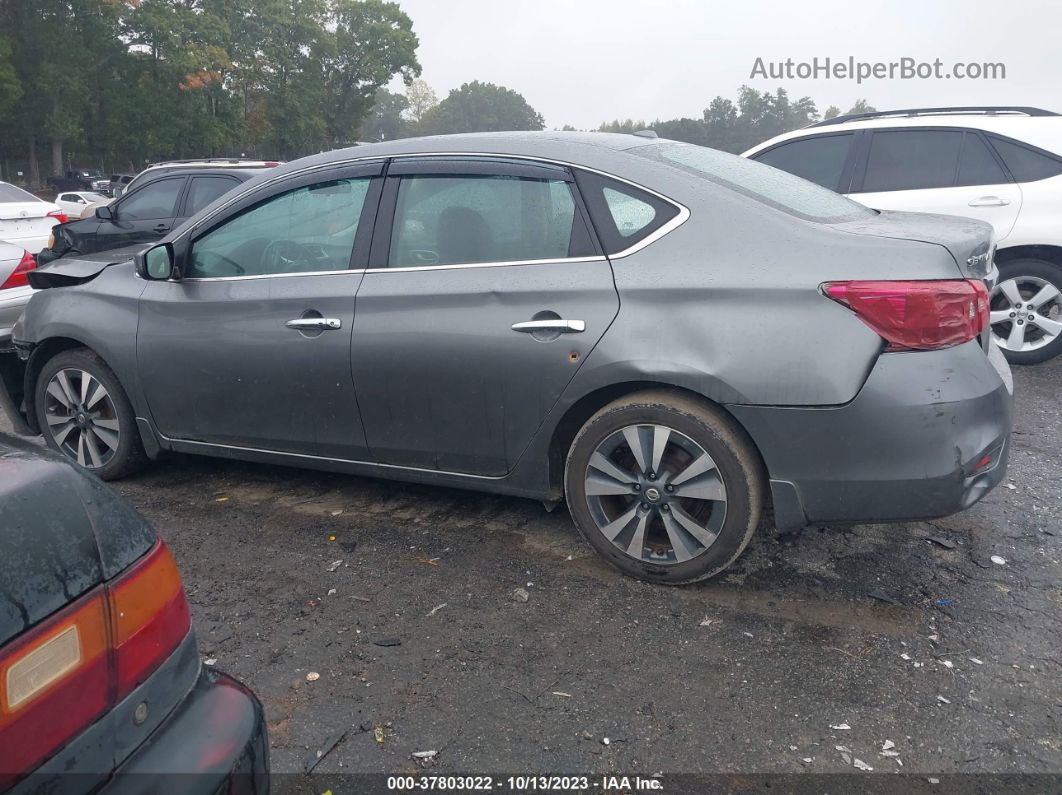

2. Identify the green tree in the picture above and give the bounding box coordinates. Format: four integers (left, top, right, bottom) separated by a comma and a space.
420, 81, 544, 135
404, 78, 437, 127
824, 105, 841, 120
360, 87, 409, 141
846, 99, 877, 115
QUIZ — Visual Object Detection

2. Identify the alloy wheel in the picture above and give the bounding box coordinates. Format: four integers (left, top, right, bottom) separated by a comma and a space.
990, 276, 1062, 352
583, 424, 727, 565
42, 368, 121, 469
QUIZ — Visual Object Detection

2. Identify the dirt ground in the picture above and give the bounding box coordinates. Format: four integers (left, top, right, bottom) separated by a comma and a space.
3, 358, 1060, 789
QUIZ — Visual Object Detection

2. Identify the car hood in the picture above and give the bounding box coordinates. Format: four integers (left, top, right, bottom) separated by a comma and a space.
832, 209, 994, 280
0, 436, 155, 645
28, 244, 146, 289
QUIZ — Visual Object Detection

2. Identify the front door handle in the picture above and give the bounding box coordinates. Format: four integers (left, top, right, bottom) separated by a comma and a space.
286, 317, 342, 330
968, 196, 1009, 207
511, 319, 585, 333
152, 223, 170, 232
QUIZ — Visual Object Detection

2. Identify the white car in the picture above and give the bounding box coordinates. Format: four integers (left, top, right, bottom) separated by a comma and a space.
54, 190, 111, 218
0, 182, 68, 254
744, 106, 1062, 364
0, 239, 36, 349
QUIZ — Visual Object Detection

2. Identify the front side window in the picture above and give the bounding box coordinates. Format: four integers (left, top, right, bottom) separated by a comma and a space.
388, 175, 577, 267
119, 178, 184, 221
753, 133, 854, 191
861, 130, 963, 192
188, 178, 370, 278
642, 142, 872, 223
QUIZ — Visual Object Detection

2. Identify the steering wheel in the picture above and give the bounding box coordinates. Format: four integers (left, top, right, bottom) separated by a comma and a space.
262, 239, 317, 273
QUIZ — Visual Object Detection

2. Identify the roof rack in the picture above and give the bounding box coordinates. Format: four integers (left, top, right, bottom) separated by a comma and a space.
809, 106, 1059, 128
145, 157, 280, 167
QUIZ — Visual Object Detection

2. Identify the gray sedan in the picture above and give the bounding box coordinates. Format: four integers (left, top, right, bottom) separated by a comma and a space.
0, 132, 1013, 584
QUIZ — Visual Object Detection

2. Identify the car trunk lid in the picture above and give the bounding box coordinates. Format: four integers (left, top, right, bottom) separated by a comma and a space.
832, 209, 995, 280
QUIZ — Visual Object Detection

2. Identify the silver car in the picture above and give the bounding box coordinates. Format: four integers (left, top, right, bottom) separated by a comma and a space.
0, 132, 1013, 584
0, 240, 36, 350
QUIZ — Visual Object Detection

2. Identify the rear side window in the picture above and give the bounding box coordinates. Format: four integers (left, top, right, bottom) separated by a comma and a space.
862, 130, 963, 192
642, 142, 872, 223
988, 136, 1062, 182
956, 134, 1008, 187
184, 176, 238, 215
753, 133, 854, 191
388, 175, 580, 267
576, 171, 679, 254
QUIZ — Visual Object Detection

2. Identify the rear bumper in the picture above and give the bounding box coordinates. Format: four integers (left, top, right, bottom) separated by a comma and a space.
102, 667, 269, 794
0, 286, 32, 351
728, 341, 1013, 529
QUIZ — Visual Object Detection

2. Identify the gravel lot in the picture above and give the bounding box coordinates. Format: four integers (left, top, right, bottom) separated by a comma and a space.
3, 357, 1059, 788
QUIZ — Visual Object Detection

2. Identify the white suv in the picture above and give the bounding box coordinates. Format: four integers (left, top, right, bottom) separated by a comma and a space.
744, 107, 1062, 364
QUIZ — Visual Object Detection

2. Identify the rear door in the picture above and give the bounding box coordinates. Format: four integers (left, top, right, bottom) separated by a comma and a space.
92, 176, 188, 252
177, 174, 242, 223
850, 128, 1022, 241
350, 157, 619, 475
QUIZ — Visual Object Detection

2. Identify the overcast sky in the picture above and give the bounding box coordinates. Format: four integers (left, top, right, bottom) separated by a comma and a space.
393, 0, 1062, 129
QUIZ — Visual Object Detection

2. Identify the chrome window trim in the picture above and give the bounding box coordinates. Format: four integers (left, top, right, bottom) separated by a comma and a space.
173, 151, 690, 282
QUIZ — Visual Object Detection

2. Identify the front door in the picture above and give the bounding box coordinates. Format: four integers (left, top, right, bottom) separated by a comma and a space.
93, 176, 188, 252
137, 164, 382, 457
350, 157, 619, 476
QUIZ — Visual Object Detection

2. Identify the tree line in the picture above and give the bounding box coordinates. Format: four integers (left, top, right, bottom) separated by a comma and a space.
0, 0, 873, 186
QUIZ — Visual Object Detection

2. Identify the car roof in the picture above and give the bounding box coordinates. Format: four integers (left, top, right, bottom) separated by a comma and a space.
743, 111, 1062, 156
133, 165, 270, 185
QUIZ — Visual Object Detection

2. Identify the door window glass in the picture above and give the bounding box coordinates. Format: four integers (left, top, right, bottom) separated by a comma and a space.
754, 134, 854, 190
388, 175, 576, 267
118, 178, 184, 220
956, 134, 1009, 187
862, 130, 963, 192
988, 136, 1062, 182
188, 178, 370, 278
184, 176, 238, 216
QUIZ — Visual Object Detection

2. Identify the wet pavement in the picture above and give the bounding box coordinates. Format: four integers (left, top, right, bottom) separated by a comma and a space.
2, 356, 1059, 786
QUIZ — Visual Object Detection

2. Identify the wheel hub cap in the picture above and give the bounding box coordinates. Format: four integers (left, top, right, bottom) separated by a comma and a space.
583, 423, 728, 566
989, 275, 1062, 352
43, 368, 120, 470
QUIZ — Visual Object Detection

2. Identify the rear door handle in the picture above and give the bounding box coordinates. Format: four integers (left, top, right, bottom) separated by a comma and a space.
511, 319, 585, 333
286, 318, 342, 330
968, 196, 1009, 207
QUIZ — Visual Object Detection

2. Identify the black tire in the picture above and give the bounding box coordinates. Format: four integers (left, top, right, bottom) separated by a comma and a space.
992, 258, 1062, 365
35, 348, 147, 480
564, 390, 765, 585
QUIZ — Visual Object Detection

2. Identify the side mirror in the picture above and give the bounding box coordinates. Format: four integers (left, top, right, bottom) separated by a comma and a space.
136, 243, 176, 281
95, 205, 113, 220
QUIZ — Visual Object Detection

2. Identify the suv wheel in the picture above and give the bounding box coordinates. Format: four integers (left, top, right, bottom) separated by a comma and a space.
565, 390, 765, 585
35, 348, 147, 480
990, 258, 1062, 364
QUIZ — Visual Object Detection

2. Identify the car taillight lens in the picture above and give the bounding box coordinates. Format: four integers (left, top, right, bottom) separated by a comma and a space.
109, 541, 191, 700
823, 279, 989, 351
46, 209, 68, 224
0, 539, 189, 786
0, 250, 36, 290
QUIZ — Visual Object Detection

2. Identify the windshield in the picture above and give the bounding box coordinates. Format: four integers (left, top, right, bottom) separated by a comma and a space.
636, 142, 875, 223
0, 182, 43, 203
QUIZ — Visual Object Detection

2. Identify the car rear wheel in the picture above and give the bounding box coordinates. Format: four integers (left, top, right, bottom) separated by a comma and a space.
35, 348, 147, 480
990, 258, 1062, 365
565, 390, 765, 585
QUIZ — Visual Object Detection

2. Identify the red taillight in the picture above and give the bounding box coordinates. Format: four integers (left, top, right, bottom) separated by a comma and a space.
823, 279, 989, 351
0, 539, 189, 785
46, 209, 68, 224
109, 541, 191, 700
0, 250, 36, 290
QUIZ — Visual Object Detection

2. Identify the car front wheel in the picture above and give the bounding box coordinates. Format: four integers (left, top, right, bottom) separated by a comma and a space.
565, 390, 765, 585
990, 258, 1062, 365
35, 348, 147, 480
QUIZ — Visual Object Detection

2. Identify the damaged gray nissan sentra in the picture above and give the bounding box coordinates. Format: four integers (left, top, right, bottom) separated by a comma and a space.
0, 132, 1013, 584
